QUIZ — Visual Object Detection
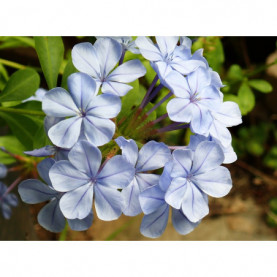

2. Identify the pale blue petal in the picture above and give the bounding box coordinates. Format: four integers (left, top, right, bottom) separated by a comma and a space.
172, 208, 200, 235
140, 204, 169, 238
55, 148, 70, 161
163, 69, 191, 98
97, 155, 135, 189
121, 178, 142, 216
136, 173, 160, 191
187, 67, 212, 93
171, 149, 193, 178
191, 141, 224, 175
192, 166, 232, 197
197, 86, 221, 111
68, 211, 93, 231
135, 36, 163, 61
59, 183, 93, 219
188, 134, 207, 152
159, 161, 173, 192
189, 104, 213, 135
83, 116, 115, 146
136, 141, 171, 172
102, 81, 133, 97
107, 60, 146, 83
153, 61, 175, 86
68, 140, 101, 177
1, 203, 11, 219
72, 42, 101, 78
167, 98, 193, 123
67, 72, 98, 110
115, 136, 138, 167
222, 144, 237, 164
5, 193, 18, 207
212, 101, 242, 127
139, 184, 165, 215
94, 184, 122, 221
86, 94, 121, 119
48, 116, 82, 148
24, 146, 56, 158
18, 179, 58, 204
94, 38, 122, 77
156, 36, 179, 56
38, 198, 66, 232
180, 37, 192, 48
37, 158, 55, 186
42, 88, 78, 117
0, 164, 7, 179
49, 160, 90, 192
171, 59, 204, 75
165, 177, 187, 209
209, 119, 232, 148
181, 182, 209, 223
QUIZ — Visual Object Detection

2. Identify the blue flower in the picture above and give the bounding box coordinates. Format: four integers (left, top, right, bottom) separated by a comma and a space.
18, 158, 93, 232
188, 134, 238, 164
115, 136, 171, 216
0, 182, 18, 219
0, 163, 7, 179
42, 72, 121, 148
208, 101, 242, 147
72, 38, 146, 97
139, 162, 200, 238
165, 67, 222, 135
165, 141, 232, 223
49, 140, 135, 221
23, 88, 47, 102
135, 36, 205, 82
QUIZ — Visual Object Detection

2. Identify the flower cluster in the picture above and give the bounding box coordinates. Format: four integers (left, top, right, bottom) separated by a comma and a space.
18, 36, 242, 238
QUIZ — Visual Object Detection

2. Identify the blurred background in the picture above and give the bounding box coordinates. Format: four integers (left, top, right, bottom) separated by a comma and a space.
0, 36, 277, 240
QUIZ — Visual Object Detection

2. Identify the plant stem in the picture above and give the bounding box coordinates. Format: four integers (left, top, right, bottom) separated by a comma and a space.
157, 123, 189, 133
0, 58, 42, 72
0, 106, 45, 116
1, 176, 23, 200
139, 75, 159, 109
143, 83, 164, 108
146, 91, 173, 116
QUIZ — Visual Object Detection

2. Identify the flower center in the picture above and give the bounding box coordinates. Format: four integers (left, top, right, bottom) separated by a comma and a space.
190, 93, 201, 103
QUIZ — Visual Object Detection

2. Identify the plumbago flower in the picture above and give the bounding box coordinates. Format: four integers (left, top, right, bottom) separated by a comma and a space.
135, 36, 205, 81
19, 158, 93, 232
42, 72, 121, 148
13, 36, 242, 238
139, 162, 200, 238
49, 140, 135, 221
115, 137, 171, 216
72, 37, 146, 96
0, 163, 7, 178
165, 66, 222, 135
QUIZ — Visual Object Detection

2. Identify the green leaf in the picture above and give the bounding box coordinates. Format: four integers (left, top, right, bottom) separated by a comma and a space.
34, 36, 64, 89
264, 146, 277, 169
248, 79, 273, 93
118, 79, 141, 120
0, 136, 25, 164
223, 94, 240, 105
61, 59, 78, 90
0, 36, 35, 49
269, 197, 277, 214
227, 64, 244, 81
0, 112, 41, 150
0, 69, 40, 102
33, 123, 51, 149
238, 82, 255, 115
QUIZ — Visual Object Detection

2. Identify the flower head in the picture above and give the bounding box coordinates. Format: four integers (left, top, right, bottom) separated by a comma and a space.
115, 137, 171, 216
19, 158, 93, 232
72, 38, 146, 96
49, 140, 135, 221
165, 141, 232, 223
42, 72, 121, 148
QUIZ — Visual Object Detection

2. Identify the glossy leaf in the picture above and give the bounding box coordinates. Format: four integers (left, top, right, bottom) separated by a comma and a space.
248, 79, 273, 93
0, 69, 40, 102
34, 36, 64, 89
61, 59, 78, 90
238, 82, 255, 115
